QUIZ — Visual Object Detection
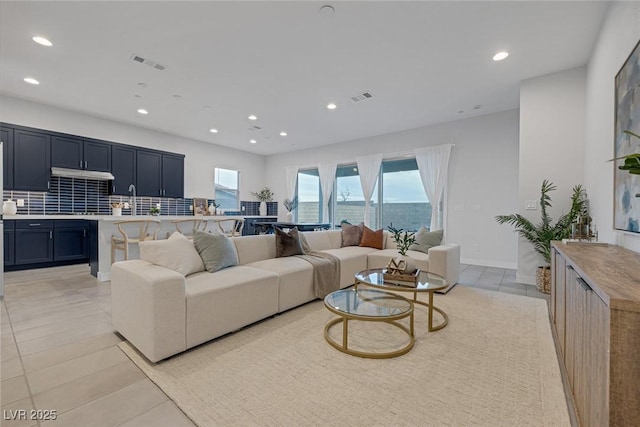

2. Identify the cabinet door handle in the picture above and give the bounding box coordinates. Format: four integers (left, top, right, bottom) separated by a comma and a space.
47, 181, 50, 190
83, 230, 87, 238
29, 223, 41, 226
577, 277, 591, 291
80, 160, 83, 168
49, 231, 53, 239
85, 160, 88, 168
112, 185, 115, 193
163, 189, 166, 196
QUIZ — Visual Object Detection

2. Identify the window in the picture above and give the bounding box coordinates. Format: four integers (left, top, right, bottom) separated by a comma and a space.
334, 164, 377, 226
380, 159, 430, 231
214, 168, 239, 210
296, 169, 322, 222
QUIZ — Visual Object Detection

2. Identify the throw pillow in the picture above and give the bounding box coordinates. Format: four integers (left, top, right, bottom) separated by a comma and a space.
192, 230, 239, 273
410, 227, 444, 253
359, 226, 384, 250
293, 228, 312, 254
139, 232, 205, 276
341, 222, 364, 247
275, 227, 305, 257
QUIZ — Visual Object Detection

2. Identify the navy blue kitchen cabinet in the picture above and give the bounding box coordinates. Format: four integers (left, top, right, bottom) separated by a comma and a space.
52, 136, 111, 172
136, 150, 184, 198
1, 126, 14, 190
4, 220, 15, 266
110, 145, 136, 195
136, 149, 163, 197
14, 129, 51, 191
53, 220, 88, 261
15, 220, 54, 265
162, 153, 184, 198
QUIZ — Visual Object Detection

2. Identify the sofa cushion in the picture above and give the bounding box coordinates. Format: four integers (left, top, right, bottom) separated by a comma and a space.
275, 227, 304, 257
232, 234, 276, 265
139, 232, 205, 276
321, 246, 377, 288
410, 227, 444, 253
193, 231, 239, 273
359, 226, 384, 249
185, 266, 279, 348
341, 222, 364, 247
301, 230, 333, 251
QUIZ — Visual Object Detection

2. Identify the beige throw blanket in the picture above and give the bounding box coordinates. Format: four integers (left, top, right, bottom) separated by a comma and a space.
297, 251, 341, 298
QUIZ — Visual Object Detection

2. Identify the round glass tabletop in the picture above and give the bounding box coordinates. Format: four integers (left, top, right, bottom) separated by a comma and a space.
324, 288, 412, 318
355, 268, 448, 292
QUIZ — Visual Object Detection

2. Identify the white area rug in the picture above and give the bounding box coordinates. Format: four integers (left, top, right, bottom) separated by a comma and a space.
119, 286, 569, 426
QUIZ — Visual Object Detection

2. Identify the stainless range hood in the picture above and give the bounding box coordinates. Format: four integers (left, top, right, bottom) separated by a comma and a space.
51, 167, 115, 181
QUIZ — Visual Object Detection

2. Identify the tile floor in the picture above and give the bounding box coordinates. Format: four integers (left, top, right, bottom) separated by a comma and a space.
1, 263, 547, 426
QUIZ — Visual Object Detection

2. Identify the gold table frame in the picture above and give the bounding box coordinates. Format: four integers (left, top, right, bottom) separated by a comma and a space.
323, 289, 415, 359
355, 269, 449, 332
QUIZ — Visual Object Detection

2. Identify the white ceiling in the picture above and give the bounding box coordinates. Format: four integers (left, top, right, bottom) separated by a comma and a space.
0, 1, 609, 156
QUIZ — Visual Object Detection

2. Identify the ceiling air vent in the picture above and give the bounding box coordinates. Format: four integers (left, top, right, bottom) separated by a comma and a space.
349, 92, 373, 103
130, 54, 167, 71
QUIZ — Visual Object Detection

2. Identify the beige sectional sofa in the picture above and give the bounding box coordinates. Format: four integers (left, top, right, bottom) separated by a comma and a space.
111, 229, 460, 362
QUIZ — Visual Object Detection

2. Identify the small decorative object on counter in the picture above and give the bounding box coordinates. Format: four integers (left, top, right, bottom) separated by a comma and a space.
283, 197, 298, 222
252, 187, 274, 216
208, 201, 220, 216
149, 206, 160, 216
386, 224, 417, 274
3, 199, 17, 215
111, 202, 123, 216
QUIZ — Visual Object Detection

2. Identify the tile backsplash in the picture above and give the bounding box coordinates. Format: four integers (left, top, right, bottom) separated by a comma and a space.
3, 177, 277, 217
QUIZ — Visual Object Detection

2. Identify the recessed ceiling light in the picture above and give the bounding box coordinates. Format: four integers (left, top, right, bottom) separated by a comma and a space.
250, 139, 257, 144
280, 131, 287, 136
173, 94, 182, 100
137, 82, 148, 88
32, 36, 52, 47
327, 103, 337, 110
473, 104, 482, 110
134, 94, 141, 98
209, 128, 218, 134
248, 114, 257, 121
493, 51, 509, 61
458, 110, 464, 114
24, 77, 39, 85
320, 5, 335, 16
137, 109, 148, 115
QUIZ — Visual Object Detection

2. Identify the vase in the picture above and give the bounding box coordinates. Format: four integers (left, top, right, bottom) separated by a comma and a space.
393, 255, 417, 274
259, 201, 267, 216
112, 207, 122, 216
285, 211, 293, 222
3, 200, 17, 215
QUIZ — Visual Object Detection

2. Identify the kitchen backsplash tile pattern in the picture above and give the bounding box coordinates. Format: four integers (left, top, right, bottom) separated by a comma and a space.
3, 177, 276, 217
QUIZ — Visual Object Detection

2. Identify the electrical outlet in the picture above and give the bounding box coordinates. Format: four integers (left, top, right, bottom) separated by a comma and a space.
525, 200, 537, 210
156, 203, 161, 209
189, 205, 193, 211
241, 206, 245, 211
16, 199, 24, 207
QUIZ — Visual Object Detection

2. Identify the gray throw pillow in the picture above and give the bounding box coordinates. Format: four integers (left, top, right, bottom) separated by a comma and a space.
275, 227, 304, 257
294, 229, 312, 254
341, 222, 364, 247
410, 227, 444, 253
192, 231, 239, 273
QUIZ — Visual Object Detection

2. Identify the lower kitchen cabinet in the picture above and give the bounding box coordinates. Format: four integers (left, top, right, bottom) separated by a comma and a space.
15, 220, 53, 265
54, 220, 88, 261
3, 220, 15, 266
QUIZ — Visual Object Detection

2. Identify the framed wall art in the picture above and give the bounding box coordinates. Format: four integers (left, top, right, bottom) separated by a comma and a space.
614, 39, 640, 233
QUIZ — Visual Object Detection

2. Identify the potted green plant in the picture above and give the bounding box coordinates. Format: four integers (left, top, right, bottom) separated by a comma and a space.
495, 180, 587, 294
252, 187, 274, 216
149, 206, 160, 216
387, 224, 417, 273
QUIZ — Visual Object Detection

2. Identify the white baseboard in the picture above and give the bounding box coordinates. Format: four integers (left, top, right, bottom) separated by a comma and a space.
97, 272, 111, 282
461, 258, 517, 270
516, 273, 536, 286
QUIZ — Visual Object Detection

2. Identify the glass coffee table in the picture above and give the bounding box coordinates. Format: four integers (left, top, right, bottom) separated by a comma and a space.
323, 288, 415, 359
355, 268, 449, 332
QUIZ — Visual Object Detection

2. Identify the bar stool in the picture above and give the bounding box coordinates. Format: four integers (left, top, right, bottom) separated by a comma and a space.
111, 219, 161, 263
214, 218, 245, 237
172, 218, 211, 239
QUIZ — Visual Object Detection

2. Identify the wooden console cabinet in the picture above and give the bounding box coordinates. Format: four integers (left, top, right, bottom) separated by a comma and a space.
550, 242, 640, 427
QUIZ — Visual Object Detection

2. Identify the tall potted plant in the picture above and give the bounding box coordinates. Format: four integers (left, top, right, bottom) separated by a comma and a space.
495, 180, 587, 294
252, 187, 274, 216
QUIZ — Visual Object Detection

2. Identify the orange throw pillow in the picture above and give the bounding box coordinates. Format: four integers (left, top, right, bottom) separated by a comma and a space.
359, 226, 384, 249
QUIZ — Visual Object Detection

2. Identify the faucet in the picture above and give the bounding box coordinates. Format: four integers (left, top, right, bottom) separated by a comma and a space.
128, 184, 137, 215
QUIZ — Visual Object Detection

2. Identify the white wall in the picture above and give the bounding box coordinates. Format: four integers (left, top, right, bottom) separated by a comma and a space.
517, 67, 587, 284
584, 1, 640, 253
0, 95, 266, 201
265, 110, 520, 269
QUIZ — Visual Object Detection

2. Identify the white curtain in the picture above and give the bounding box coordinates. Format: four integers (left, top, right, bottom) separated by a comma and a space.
356, 154, 383, 227
414, 144, 453, 230
285, 166, 298, 201
317, 162, 337, 223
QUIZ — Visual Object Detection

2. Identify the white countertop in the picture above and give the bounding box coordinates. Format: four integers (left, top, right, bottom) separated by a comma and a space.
3, 215, 251, 221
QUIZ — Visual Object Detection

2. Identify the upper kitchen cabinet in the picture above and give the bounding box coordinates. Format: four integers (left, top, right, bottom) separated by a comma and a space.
51, 136, 111, 172
14, 129, 51, 191
110, 145, 136, 196
136, 150, 184, 198
1, 126, 14, 190
162, 153, 184, 198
